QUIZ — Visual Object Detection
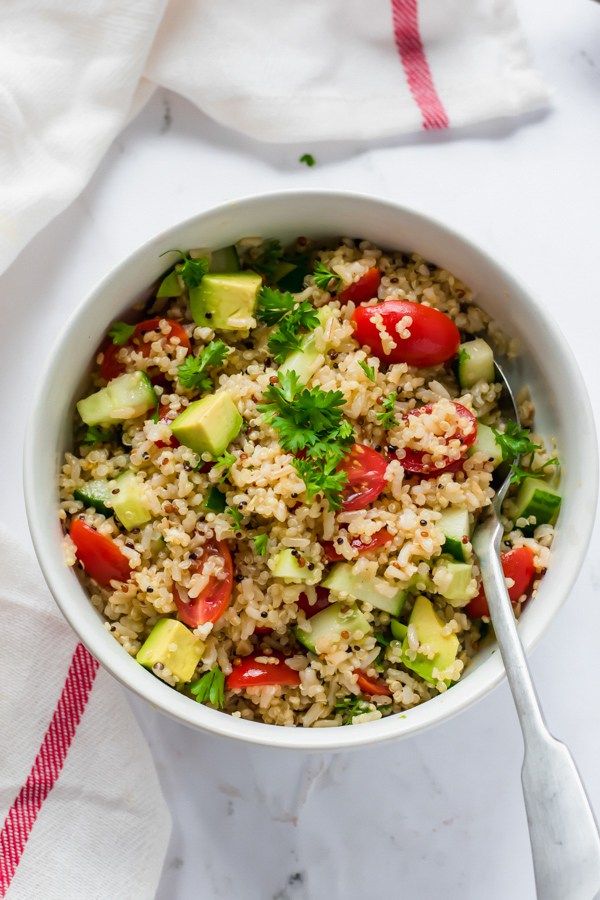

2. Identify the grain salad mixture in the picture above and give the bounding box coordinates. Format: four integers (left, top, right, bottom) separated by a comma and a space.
59, 237, 562, 727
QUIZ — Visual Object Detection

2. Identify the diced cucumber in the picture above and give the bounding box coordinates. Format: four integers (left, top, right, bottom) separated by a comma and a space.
469, 422, 503, 469
279, 308, 334, 385
513, 477, 561, 532
136, 619, 204, 684
157, 269, 184, 298
295, 601, 371, 654
190, 245, 240, 273
457, 338, 495, 389
401, 596, 459, 685
73, 480, 113, 516
390, 620, 408, 641
77, 372, 157, 426
430, 559, 477, 607
437, 508, 471, 562
322, 563, 407, 617
112, 471, 152, 530
268, 548, 322, 585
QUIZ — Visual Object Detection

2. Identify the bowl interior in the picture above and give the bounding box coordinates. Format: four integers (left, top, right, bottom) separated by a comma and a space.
25, 191, 597, 750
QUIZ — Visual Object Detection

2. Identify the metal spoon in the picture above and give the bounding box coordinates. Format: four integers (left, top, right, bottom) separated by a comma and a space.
472, 361, 600, 900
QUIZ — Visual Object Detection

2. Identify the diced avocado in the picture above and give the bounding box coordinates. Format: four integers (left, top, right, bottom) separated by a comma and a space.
458, 338, 495, 389
190, 245, 240, 273
437, 508, 471, 562
170, 391, 242, 456
279, 307, 333, 385
401, 596, 459, 685
390, 619, 408, 641
296, 601, 371, 654
469, 422, 503, 469
112, 471, 152, 530
136, 618, 204, 684
268, 548, 322, 585
430, 558, 477, 607
73, 479, 113, 516
77, 372, 157, 426
322, 563, 406, 617
512, 477, 561, 533
157, 269, 184, 298
189, 272, 261, 331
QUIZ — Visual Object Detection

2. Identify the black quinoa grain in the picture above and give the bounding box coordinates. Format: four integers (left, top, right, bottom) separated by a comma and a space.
420, 519, 427, 526
336, 537, 344, 545
260, 611, 268, 618
147, 587, 154, 593
388, 445, 397, 454
307, 563, 315, 571
205, 312, 213, 319
112, 489, 119, 495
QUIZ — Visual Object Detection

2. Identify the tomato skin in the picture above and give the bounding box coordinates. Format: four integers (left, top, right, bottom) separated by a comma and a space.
354, 669, 392, 697
297, 586, 331, 618
322, 528, 393, 562
339, 444, 388, 511
70, 519, 131, 587
338, 268, 381, 304
226, 654, 301, 690
399, 403, 477, 475
352, 299, 460, 367
99, 319, 190, 382
174, 540, 234, 626
467, 547, 537, 618
100, 342, 125, 381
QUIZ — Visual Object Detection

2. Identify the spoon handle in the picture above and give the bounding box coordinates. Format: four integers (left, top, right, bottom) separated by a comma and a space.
478, 533, 600, 899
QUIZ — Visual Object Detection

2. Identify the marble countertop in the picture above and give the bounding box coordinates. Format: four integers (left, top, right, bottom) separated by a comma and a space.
1, 1, 599, 896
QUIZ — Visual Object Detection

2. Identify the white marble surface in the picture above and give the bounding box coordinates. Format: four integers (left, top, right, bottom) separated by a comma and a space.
1, 1, 600, 897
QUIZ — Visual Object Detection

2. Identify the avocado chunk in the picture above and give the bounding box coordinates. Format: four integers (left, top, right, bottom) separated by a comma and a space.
190, 245, 240, 273
112, 471, 152, 530
157, 269, 184, 298
170, 391, 242, 456
296, 601, 371, 654
136, 618, 204, 684
268, 548, 322, 585
322, 562, 407, 617
190, 272, 261, 331
401, 596, 459, 685
430, 558, 477, 607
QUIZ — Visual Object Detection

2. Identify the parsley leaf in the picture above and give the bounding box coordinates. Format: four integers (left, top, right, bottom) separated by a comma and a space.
226, 506, 244, 530
159, 249, 210, 289
299, 153, 316, 167
510, 456, 560, 486
108, 321, 135, 346
334, 696, 374, 725
82, 425, 114, 445
213, 449, 236, 477
177, 340, 229, 392
457, 347, 470, 367
253, 534, 268, 556
313, 261, 341, 292
250, 239, 283, 280
190, 666, 225, 709
268, 301, 320, 364
205, 485, 226, 513
493, 421, 540, 464
376, 392, 398, 429
293, 456, 348, 509
256, 286, 296, 325
358, 360, 376, 382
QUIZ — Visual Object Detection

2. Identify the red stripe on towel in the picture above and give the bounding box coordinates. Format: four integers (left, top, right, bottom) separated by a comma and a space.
391, 0, 449, 130
0, 644, 98, 896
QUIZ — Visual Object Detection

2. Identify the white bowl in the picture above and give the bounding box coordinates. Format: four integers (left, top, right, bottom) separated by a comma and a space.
24, 190, 597, 751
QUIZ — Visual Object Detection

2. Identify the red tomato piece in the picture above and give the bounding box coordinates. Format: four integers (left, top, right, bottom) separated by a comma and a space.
99, 341, 125, 381
154, 402, 180, 449
338, 267, 381, 304
226, 654, 301, 690
253, 626, 274, 636
132, 318, 191, 357
399, 403, 477, 475
354, 669, 392, 697
339, 444, 388, 511
466, 547, 537, 618
174, 540, 234, 627
70, 519, 131, 587
297, 586, 331, 618
322, 528, 393, 562
352, 299, 460, 367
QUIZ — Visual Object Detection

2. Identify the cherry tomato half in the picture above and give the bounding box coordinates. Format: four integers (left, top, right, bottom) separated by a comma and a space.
466, 547, 537, 618
154, 402, 180, 449
339, 444, 388, 511
174, 540, 234, 627
354, 669, 392, 697
99, 318, 190, 382
399, 403, 477, 475
297, 586, 331, 618
70, 519, 131, 587
226, 654, 301, 690
352, 299, 460, 367
322, 528, 393, 562
338, 268, 381, 304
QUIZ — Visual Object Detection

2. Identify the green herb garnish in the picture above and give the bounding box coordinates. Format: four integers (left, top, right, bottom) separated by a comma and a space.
334, 696, 374, 725
358, 360, 376, 382
213, 450, 236, 478
457, 347, 470, 367
510, 456, 560, 486
253, 534, 268, 556
374, 631, 391, 648
250, 239, 283, 280
205, 485, 226, 513
82, 425, 114, 445
159, 249, 210, 289
226, 506, 244, 530
376, 392, 398, 429
313, 261, 341, 292
177, 340, 229, 392
299, 153, 316, 167
190, 666, 225, 709
108, 321, 135, 346
493, 421, 540, 464
256, 286, 297, 326
267, 301, 319, 363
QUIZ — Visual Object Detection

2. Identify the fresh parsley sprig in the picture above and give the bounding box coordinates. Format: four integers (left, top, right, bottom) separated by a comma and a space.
159, 249, 210, 289
177, 340, 229, 392
256, 287, 319, 363
253, 534, 268, 556
190, 667, 225, 709
313, 261, 341, 292
376, 392, 398, 429
334, 696, 374, 725
493, 421, 540, 464
213, 450, 236, 478
82, 425, 115, 445
358, 360, 376, 382
250, 239, 283, 280
256, 286, 296, 325
510, 456, 559, 486
108, 321, 135, 346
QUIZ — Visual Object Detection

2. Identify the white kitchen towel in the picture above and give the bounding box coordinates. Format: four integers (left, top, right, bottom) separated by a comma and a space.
0, 525, 171, 899
0, 0, 548, 277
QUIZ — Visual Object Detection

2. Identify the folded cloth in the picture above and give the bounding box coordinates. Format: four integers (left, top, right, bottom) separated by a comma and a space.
0, 0, 548, 277
0, 525, 171, 899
